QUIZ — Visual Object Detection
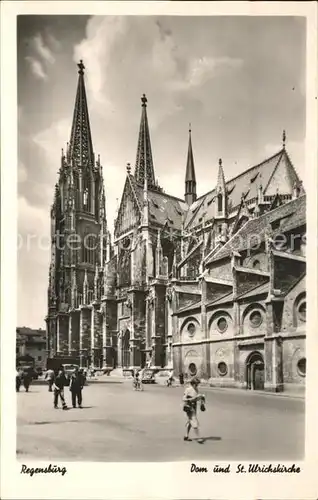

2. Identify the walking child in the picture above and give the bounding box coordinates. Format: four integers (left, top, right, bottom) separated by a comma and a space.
182, 376, 205, 443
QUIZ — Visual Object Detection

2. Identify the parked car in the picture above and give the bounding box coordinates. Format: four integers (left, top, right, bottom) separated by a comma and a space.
141, 369, 156, 384
62, 363, 79, 385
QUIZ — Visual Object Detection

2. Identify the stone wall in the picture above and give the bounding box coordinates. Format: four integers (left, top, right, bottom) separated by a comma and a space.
208, 260, 232, 280
240, 301, 267, 337
281, 276, 306, 333
282, 337, 306, 385
209, 340, 235, 387
242, 251, 269, 272
207, 305, 234, 340
178, 311, 202, 343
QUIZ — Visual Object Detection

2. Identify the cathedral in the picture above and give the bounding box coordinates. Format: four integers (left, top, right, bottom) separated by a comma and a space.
46, 61, 306, 394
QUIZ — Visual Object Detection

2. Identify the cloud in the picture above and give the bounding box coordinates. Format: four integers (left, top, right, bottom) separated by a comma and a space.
45, 31, 61, 52
31, 34, 55, 64
72, 17, 243, 130
25, 33, 57, 80
33, 118, 70, 154
25, 56, 47, 80
170, 56, 244, 91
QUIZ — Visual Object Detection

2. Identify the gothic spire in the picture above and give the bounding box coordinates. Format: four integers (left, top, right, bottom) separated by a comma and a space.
216, 158, 226, 192
215, 158, 228, 219
185, 124, 197, 205
134, 94, 156, 188
69, 60, 94, 167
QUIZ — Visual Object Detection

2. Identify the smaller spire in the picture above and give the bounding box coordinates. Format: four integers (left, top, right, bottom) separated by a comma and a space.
282, 129, 286, 149
216, 158, 226, 192
185, 124, 197, 205
126, 162, 131, 175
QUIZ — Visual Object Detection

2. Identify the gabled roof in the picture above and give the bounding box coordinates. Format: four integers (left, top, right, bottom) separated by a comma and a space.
184, 148, 299, 230
206, 194, 306, 265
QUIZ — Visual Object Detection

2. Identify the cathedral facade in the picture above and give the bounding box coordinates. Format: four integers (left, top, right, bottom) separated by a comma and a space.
46, 62, 306, 394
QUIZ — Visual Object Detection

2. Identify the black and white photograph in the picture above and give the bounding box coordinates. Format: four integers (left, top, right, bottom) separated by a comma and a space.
1, 2, 318, 500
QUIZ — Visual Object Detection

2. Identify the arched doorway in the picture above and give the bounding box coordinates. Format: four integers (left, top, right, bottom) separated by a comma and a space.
122, 329, 130, 368
246, 351, 264, 390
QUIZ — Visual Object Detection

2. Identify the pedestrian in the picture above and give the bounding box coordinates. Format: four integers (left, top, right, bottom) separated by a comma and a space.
167, 370, 174, 387
22, 369, 32, 392
53, 368, 68, 410
69, 367, 85, 408
133, 369, 142, 391
179, 372, 184, 385
16, 369, 22, 392
45, 368, 55, 392
182, 376, 205, 443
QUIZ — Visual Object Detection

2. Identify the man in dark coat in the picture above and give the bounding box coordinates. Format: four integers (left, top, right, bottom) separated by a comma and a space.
22, 368, 32, 392
53, 368, 68, 409
69, 367, 85, 408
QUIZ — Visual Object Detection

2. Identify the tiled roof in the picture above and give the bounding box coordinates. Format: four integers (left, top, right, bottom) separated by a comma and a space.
206, 291, 233, 308
237, 282, 269, 300
174, 285, 201, 294
16, 327, 45, 337
184, 148, 298, 230
130, 175, 188, 230
175, 299, 201, 315
206, 194, 306, 265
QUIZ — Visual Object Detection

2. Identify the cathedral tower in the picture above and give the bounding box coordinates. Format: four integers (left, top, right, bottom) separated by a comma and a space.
46, 61, 107, 363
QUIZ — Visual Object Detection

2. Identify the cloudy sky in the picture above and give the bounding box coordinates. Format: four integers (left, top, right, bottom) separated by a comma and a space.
18, 15, 306, 328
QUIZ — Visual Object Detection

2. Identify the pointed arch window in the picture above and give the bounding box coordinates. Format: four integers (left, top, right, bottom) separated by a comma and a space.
83, 175, 91, 213
217, 193, 223, 212
82, 232, 97, 265
88, 289, 93, 304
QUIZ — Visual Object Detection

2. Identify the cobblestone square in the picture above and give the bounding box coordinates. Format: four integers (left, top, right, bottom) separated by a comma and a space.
17, 381, 305, 462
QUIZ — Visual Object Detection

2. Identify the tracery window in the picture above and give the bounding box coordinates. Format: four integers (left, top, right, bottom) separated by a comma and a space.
217, 193, 223, 212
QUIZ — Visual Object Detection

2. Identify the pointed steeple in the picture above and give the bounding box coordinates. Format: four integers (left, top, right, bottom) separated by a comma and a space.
215, 158, 228, 219
216, 158, 226, 192
185, 125, 197, 205
134, 94, 156, 188
69, 60, 94, 167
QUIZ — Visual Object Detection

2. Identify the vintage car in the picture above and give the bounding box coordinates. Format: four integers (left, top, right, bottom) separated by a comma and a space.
141, 369, 156, 384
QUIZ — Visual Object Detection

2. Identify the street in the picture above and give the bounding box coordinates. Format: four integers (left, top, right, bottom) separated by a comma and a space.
17, 381, 305, 462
